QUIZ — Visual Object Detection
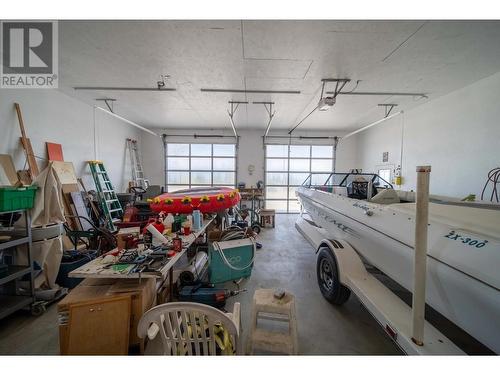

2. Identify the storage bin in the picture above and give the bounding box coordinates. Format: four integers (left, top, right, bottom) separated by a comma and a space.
0, 186, 37, 212
56, 251, 97, 289
209, 238, 255, 284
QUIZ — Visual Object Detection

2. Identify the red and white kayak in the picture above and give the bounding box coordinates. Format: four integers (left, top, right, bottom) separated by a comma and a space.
149, 187, 240, 214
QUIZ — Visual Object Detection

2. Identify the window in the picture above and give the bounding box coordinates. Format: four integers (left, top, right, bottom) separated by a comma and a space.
378, 168, 392, 185
265, 144, 334, 213
166, 143, 236, 192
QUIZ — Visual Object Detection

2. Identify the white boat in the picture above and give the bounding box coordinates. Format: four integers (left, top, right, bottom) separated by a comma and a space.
295, 172, 500, 354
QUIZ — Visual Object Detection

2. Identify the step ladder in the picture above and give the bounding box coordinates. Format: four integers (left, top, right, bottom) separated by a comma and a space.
87, 160, 123, 231
126, 138, 148, 189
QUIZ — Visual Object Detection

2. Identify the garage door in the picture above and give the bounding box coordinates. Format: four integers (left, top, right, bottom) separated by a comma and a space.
166, 143, 236, 192
265, 144, 334, 213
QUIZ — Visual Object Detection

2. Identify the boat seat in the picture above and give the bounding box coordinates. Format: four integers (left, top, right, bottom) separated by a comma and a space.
370, 189, 400, 204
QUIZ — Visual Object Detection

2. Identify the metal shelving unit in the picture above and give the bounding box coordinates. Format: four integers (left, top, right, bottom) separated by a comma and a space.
0, 209, 36, 320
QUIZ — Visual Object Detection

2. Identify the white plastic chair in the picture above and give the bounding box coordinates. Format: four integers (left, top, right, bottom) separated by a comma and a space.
137, 302, 241, 355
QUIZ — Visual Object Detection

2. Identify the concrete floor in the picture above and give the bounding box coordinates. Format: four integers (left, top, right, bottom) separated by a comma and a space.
221, 214, 400, 355
0, 214, 400, 355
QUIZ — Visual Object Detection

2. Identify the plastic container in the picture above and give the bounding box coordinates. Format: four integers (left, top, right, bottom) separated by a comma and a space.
164, 213, 174, 231
56, 251, 98, 289
192, 209, 202, 230
182, 222, 191, 235
0, 186, 37, 212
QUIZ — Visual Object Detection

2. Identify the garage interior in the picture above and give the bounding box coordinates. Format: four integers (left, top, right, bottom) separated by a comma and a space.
0, 17, 499, 358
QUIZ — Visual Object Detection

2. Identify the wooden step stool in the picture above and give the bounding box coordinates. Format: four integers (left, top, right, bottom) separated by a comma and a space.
247, 289, 298, 354
259, 209, 276, 228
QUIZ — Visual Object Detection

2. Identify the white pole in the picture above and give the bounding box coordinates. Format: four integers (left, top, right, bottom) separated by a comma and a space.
412, 165, 431, 346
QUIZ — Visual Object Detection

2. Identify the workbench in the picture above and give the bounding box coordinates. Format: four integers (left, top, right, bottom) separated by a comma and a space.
69, 215, 216, 301
69, 215, 214, 279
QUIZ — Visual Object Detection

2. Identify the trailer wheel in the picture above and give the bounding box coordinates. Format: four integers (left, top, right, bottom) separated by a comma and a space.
317, 247, 351, 305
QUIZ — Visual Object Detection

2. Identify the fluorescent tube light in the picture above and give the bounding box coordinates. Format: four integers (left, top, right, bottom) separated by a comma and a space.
342, 111, 403, 140
95, 106, 158, 136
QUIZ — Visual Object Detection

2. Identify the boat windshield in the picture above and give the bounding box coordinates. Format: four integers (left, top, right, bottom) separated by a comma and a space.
302, 172, 393, 190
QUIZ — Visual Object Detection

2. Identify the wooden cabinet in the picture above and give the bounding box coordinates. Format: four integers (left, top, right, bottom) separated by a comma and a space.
67, 295, 131, 355
107, 278, 156, 348
58, 278, 156, 355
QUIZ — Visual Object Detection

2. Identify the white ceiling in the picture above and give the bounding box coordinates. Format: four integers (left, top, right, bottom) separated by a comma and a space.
58, 20, 500, 133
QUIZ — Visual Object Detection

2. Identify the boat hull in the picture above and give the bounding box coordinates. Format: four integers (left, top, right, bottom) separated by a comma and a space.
296, 187, 500, 353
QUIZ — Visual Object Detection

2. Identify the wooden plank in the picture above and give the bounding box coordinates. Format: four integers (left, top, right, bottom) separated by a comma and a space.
18, 137, 39, 179
70, 191, 93, 231
17, 170, 32, 185
0, 154, 20, 186
77, 178, 100, 222
61, 184, 80, 230
52, 161, 77, 185
14, 103, 39, 178
46, 142, 64, 161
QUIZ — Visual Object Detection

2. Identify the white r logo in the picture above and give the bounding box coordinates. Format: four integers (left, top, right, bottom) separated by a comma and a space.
9, 28, 47, 68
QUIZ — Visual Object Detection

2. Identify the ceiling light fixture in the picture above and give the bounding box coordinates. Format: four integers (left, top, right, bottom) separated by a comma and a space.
342, 110, 403, 140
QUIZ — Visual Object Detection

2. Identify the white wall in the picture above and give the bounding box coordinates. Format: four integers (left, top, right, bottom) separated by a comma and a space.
355, 71, 500, 198
141, 128, 359, 190
0, 89, 141, 192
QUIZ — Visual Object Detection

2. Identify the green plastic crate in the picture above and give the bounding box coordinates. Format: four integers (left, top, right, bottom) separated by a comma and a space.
209, 238, 255, 284
0, 186, 37, 212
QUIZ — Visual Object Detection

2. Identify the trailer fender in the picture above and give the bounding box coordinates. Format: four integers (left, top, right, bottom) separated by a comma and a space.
317, 239, 368, 287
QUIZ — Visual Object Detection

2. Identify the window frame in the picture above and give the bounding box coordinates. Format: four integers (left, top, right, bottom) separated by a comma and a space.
166, 143, 236, 191
265, 144, 334, 213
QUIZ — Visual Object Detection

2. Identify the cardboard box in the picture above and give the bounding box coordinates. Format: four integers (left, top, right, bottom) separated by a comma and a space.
208, 230, 223, 242
116, 227, 140, 250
